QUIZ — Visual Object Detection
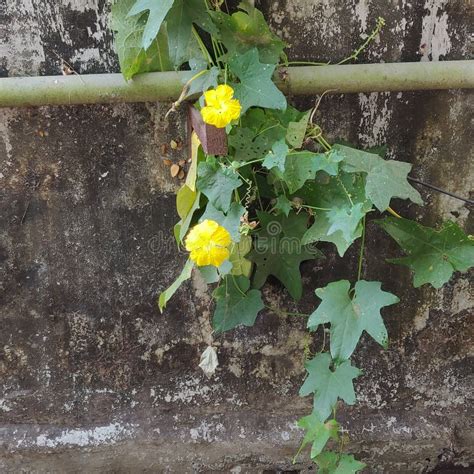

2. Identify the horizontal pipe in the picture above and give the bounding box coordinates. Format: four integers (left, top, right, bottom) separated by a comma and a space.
279, 60, 474, 95
0, 61, 472, 108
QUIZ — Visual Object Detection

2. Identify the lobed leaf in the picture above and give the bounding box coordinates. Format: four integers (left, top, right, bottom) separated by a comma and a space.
314, 452, 366, 474
377, 217, 474, 288
127, 0, 175, 51
297, 413, 339, 458
334, 454, 367, 474
210, 3, 285, 64
273, 195, 292, 217
334, 144, 422, 211
262, 139, 289, 173
301, 173, 373, 257
181, 61, 220, 100
166, 0, 217, 68
112, 0, 173, 79
286, 110, 311, 148
299, 352, 361, 422
249, 211, 322, 300
283, 150, 342, 194
308, 280, 399, 361
212, 275, 264, 333
229, 48, 287, 113
200, 202, 245, 243
196, 160, 242, 213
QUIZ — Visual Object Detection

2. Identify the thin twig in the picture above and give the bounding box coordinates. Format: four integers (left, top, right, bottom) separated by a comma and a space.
309, 89, 339, 124
49, 50, 85, 85
408, 177, 473, 205
21, 201, 30, 224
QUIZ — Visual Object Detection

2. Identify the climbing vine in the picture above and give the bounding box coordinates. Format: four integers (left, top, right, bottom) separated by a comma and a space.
111, 1, 474, 471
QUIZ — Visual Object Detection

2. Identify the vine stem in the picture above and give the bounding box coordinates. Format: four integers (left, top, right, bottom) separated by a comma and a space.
357, 215, 366, 281
337, 17, 385, 65
192, 26, 214, 66
301, 204, 332, 212
251, 168, 264, 210
235, 157, 265, 168
265, 305, 310, 318
386, 206, 402, 218
231, 275, 247, 297
255, 122, 285, 137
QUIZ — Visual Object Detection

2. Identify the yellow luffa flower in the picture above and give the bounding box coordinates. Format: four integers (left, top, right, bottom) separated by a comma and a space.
201, 84, 242, 128
185, 219, 232, 267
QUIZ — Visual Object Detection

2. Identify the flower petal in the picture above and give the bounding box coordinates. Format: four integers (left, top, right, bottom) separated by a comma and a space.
201, 107, 221, 128
212, 226, 232, 247
227, 99, 242, 121
186, 220, 232, 267
203, 89, 218, 107
200, 85, 241, 129
215, 84, 234, 102
185, 219, 218, 251
190, 248, 211, 266
208, 246, 230, 267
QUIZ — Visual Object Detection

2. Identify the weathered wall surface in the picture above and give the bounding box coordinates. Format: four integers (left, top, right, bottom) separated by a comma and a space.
0, 0, 473, 472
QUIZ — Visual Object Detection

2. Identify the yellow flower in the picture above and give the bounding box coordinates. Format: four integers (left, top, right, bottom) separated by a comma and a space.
185, 219, 232, 267
201, 84, 242, 129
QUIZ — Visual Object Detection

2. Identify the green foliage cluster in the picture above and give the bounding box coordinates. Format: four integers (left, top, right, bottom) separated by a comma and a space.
111, 1, 474, 471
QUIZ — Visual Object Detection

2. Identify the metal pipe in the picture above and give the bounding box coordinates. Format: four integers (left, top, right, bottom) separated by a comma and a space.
0, 61, 472, 108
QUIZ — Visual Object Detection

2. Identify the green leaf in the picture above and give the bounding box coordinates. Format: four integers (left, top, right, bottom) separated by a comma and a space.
210, 4, 285, 64
301, 173, 373, 257
314, 451, 339, 473
127, 0, 175, 51
335, 144, 423, 211
196, 160, 242, 213
229, 127, 272, 162
158, 259, 194, 311
299, 352, 361, 422
228, 107, 302, 162
198, 265, 220, 284
377, 217, 474, 288
298, 413, 339, 458
229, 235, 253, 277
273, 195, 292, 217
308, 280, 399, 361
283, 151, 343, 194
327, 203, 366, 242
218, 259, 233, 276
112, 0, 173, 79
181, 61, 219, 99
286, 110, 311, 148
185, 132, 204, 191
178, 191, 202, 242
229, 48, 287, 113
262, 139, 289, 173
315, 452, 366, 474
166, 0, 199, 68
335, 454, 366, 474
249, 211, 322, 300
166, 0, 217, 68
176, 185, 197, 220
200, 202, 245, 243
212, 275, 264, 333
173, 222, 181, 245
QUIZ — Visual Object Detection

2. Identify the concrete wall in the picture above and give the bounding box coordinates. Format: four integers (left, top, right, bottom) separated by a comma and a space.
0, 0, 472, 472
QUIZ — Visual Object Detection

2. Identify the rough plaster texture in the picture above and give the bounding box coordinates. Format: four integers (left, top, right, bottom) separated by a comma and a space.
0, 0, 473, 472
